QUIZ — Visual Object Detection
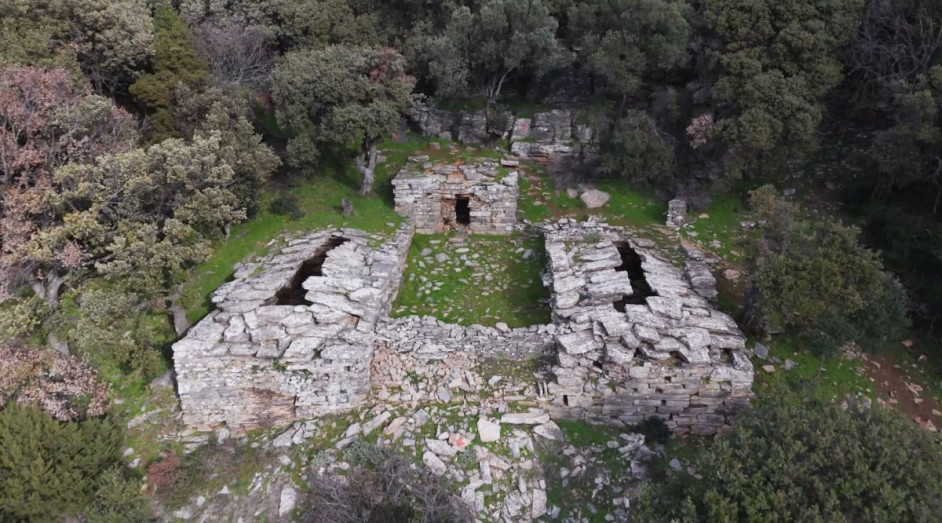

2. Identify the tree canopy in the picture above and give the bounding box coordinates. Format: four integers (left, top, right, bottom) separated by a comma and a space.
272, 45, 414, 194
641, 393, 942, 522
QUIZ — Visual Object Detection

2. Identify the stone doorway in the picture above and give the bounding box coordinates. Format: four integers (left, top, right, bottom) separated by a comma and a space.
612, 241, 657, 312
455, 195, 471, 226
272, 236, 349, 305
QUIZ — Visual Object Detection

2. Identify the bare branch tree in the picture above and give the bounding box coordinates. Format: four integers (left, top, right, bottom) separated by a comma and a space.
846, 0, 942, 104
192, 22, 274, 87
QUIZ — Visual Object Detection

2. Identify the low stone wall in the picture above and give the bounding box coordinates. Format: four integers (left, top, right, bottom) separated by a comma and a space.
539, 220, 753, 435
173, 225, 413, 431
392, 159, 518, 234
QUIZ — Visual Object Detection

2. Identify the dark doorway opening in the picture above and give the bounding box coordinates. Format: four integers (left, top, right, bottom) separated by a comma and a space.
455, 195, 471, 226
613, 241, 657, 312
272, 236, 349, 305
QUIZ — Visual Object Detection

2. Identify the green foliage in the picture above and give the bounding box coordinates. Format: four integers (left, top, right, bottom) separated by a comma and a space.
129, 0, 209, 142
870, 66, 942, 206
598, 110, 675, 187
271, 45, 413, 193
84, 467, 152, 523
748, 185, 909, 351
0, 294, 50, 342
0, 404, 123, 520
705, 0, 865, 173
640, 393, 942, 522
41, 130, 274, 297
269, 195, 304, 220
427, 0, 562, 105
0, 0, 154, 88
177, 0, 380, 51
57, 283, 172, 376
568, 0, 690, 97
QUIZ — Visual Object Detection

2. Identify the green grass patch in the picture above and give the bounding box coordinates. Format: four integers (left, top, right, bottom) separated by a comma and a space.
681, 192, 756, 262
751, 334, 875, 403
391, 232, 551, 327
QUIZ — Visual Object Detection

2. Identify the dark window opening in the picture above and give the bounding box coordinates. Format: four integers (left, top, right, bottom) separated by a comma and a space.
455, 195, 471, 225
272, 236, 349, 305
613, 241, 658, 312
563, 394, 570, 407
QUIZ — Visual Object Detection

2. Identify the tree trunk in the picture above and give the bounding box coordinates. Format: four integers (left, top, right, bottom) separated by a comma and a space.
356, 141, 378, 196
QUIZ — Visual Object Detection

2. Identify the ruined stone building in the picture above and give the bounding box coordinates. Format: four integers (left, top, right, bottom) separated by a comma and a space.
173, 162, 753, 435
392, 160, 518, 234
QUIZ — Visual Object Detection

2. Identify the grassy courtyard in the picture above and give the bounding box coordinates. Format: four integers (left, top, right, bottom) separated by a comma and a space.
391, 232, 552, 327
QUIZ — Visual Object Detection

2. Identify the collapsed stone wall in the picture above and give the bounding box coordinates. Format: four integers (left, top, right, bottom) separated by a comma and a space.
391, 159, 518, 234
370, 316, 556, 405
409, 106, 596, 159
173, 225, 413, 431
540, 220, 753, 435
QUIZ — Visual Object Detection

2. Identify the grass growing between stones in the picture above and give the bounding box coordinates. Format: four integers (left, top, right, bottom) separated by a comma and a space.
391, 232, 551, 327
538, 420, 635, 523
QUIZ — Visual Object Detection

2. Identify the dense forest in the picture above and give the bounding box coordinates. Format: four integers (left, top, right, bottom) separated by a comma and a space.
1, 0, 942, 520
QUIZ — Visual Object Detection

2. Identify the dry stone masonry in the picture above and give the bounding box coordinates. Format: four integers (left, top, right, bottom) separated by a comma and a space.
409, 105, 596, 159
173, 225, 413, 430
540, 220, 753, 435
392, 159, 518, 234
174, 204, 752, 436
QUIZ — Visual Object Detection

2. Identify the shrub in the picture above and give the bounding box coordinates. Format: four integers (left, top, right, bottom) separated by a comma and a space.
0, 404, 123, 520
58, 285, 170, 376
303, 442, 472, 522
146, 452, 181, 495
598, 110, 675, 187
746, 185, 910, 351
269, 195, 304, 220
639, 394, 942, 522
0, 344, 110, 421
85, 467, 152, 523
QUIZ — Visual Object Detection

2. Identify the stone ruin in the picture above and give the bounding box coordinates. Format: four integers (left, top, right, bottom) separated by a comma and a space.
410, 106, 596, 159
391, 159, 518, 234
173, 214, 753, 435
173, 226, 413, 430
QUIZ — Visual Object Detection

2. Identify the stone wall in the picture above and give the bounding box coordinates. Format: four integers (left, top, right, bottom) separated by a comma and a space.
174, 218, 753, 436
409, 105, 596, 159
173, 225, 413, 431
540, 220, 753, 435
391, 159, 518, 234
